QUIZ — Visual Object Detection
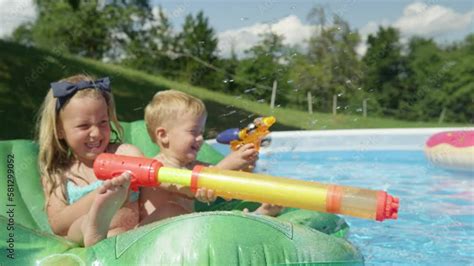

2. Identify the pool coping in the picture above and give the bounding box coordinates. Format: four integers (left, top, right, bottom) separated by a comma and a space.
208, 127, 474, 154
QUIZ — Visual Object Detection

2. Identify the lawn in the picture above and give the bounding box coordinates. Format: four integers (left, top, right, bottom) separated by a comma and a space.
0, 40, 467, 141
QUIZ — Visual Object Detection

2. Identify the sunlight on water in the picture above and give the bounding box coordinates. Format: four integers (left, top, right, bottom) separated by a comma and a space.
256, 151, 474, 265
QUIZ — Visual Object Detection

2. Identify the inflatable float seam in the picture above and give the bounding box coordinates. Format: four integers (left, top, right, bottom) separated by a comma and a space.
115, 212, 294, 257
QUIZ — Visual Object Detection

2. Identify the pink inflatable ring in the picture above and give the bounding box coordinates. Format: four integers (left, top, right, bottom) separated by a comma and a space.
425, 130, 474, 171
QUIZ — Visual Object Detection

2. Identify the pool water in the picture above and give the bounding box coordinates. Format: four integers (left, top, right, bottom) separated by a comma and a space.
256, 150, 474, 265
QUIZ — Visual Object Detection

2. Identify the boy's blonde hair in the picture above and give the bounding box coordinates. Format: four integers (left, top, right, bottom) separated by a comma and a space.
145, 90, 207, 143
36, 74, 123, 204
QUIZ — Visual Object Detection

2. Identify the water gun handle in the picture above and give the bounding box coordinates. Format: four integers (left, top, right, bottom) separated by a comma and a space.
93, 153, 399, 222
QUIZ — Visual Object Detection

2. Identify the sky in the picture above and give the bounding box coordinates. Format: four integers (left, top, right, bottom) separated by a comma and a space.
1, 0, 473, 57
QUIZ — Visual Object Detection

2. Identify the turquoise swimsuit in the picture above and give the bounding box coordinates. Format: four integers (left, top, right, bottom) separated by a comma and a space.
67, 180, 139, 205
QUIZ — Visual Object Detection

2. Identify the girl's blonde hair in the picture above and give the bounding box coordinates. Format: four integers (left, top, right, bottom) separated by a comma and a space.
144, 90, 207, 143
36, 74, 123, 204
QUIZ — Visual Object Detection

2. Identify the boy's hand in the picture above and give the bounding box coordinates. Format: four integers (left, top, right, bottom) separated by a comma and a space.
216, 143, 259, 171
194, 187, 217, 203
244, 203, 283, 217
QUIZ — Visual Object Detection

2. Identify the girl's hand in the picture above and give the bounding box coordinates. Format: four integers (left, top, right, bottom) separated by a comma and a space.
194, 187, 217, 204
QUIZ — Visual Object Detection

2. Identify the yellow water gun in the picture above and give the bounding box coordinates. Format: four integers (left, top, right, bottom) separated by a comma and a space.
94, 153, 399, 222
216, 116, 276, 151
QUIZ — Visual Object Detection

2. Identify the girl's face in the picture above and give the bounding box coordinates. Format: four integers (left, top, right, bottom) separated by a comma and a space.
165, 112, 206, 166
58, 95, 111, 165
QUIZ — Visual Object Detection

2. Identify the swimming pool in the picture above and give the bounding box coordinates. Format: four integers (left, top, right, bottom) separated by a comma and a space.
210, 128, 474, 265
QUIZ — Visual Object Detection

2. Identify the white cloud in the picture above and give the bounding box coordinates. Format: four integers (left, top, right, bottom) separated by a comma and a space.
393, 2, 474, 37
219, 2, 474, 58
217, 15, 314, 58
0, 0, 36, 38
357, 1, 474, 56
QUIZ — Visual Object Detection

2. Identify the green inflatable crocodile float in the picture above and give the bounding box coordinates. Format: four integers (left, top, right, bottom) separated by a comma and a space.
0, 120, 363, 265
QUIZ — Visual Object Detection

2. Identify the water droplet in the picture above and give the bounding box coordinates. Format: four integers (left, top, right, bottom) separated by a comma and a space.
345, 79, 352, 84
337, 93, 344, 97
240, 17, 249, 21
287, 80, 294, 84
219, 110, 237, 117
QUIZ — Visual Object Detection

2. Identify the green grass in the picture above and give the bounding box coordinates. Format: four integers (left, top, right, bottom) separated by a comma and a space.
0, 40, 469, 140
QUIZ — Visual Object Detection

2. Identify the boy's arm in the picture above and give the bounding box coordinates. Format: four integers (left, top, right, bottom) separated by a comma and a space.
215, 143, 258, 170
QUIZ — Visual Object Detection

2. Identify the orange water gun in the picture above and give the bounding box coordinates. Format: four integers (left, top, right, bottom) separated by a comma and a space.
216, 116, 276, 151
94, 153, 399, 222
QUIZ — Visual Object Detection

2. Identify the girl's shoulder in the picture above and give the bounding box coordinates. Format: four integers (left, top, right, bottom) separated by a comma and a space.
107, 143, 143, 157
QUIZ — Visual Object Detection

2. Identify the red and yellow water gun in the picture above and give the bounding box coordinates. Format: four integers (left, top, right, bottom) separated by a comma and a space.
216, 116, 276, 151
94, 153, 399, 222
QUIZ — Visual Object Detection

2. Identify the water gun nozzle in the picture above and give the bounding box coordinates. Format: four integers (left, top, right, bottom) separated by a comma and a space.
376, 192, 400, 221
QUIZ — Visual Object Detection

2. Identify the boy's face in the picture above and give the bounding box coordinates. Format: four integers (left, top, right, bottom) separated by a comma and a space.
165, 112, 206, 165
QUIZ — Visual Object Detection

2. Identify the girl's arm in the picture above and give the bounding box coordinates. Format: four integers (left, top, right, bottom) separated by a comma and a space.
44, 183, 98, 235
47, 144, 143, 235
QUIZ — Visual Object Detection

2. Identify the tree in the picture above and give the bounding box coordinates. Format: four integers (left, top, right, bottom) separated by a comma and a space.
294, 6, 363, 114
404, 37, 444, 120
13, 0, 153, 60
439, 34, 474, 123
362, 27, 408, 117
120, 5, 179, 77
218, 45, 239, 93
176, 11, 219, 87
13, 0, 157, 60
235, 31, 290, 104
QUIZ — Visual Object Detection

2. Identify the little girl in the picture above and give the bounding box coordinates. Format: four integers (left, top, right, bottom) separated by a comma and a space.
37, 74, 144, 247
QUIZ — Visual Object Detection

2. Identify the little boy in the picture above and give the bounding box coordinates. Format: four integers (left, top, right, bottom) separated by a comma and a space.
141, 90, 281, 219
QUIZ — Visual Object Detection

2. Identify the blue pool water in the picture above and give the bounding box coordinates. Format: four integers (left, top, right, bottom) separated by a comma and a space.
256, 150, 474, 265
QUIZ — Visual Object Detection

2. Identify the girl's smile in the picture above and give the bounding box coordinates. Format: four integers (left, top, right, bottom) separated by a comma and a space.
58, 95, 111, 165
